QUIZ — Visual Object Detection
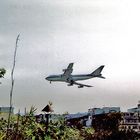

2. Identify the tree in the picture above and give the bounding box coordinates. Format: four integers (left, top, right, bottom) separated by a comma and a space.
0, 68, 6, 84
0, 68, 6, 78
6, 34, 20, 140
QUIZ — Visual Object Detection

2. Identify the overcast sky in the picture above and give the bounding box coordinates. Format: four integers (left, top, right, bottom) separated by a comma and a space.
1, 0, 140, 114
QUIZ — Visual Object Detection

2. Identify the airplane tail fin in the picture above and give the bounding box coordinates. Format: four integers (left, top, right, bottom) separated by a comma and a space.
91, 65, 105, 79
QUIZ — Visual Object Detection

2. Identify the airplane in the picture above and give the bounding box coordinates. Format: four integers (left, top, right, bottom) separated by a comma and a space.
45, 63, 105, 88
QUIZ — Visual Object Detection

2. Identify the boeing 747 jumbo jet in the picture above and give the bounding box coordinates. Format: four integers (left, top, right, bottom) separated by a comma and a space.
45, 63, 105, 88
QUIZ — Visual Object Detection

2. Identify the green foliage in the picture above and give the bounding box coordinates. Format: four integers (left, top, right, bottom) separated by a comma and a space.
0, 68, 6, 78
0, 108, 94, 140
0, 110, 139, 140
47, 117, 82, 140
80, 127, 95, 140
0, 107, 91, 140
63, 127, 81, 140
0, 68, 6, 84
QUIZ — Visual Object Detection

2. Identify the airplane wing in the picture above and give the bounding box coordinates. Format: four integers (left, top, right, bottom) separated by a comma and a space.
63, 63, 74, 77
73, 81, 93, 88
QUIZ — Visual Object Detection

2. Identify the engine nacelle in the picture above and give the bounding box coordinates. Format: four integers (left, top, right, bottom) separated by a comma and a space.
78, 85, 84, 88
67, 83, 73, 86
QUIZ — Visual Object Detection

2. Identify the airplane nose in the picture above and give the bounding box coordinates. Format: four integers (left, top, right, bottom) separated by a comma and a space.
45, 77, 49, 80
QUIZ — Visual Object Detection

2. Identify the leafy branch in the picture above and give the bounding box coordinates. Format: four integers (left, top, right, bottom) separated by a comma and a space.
0, 68, 6, 84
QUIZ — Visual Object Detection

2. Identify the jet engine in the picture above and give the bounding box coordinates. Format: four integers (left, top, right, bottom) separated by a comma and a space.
78, 85, 84, 88
67, 83, 73, 86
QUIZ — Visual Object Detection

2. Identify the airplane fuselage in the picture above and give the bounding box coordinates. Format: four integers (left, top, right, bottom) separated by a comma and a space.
46, 74, 95, 82
45, 63, 105, 88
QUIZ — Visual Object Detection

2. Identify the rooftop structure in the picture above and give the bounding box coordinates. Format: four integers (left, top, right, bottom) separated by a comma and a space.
65, 112, 89, 120
88, 107, 120, 115
128, 101, 140, 113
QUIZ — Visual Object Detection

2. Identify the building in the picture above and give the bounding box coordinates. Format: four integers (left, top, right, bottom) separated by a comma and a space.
65, 112, 88, 120
120, 101, 140, 133
128, 101, 140, 113
88, 107, 120, 115
120, 112, 140, 133
0, 107, 14, 120
0, 107, 14, 114
65, 112, 89, 127
35, 113, 64, 124
65, 107, 121, 128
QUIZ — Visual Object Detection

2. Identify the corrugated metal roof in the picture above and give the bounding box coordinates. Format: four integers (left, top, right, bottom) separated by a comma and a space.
65, 112, 89, 120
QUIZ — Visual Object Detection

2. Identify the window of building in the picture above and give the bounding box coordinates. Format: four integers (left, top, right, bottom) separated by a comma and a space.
133, 126, 138, 129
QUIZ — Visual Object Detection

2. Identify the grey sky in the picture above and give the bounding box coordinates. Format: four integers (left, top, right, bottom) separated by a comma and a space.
0, 0, 140, 114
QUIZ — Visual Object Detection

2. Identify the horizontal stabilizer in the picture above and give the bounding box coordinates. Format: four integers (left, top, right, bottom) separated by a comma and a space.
99, 75, 106, 79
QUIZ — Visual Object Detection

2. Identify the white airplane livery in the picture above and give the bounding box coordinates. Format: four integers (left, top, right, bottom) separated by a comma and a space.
45, 63, 105, 88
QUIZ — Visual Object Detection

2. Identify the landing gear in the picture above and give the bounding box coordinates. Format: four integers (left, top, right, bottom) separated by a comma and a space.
67, 82, 73, 86
50, 81, 51, 84
67, 79, 74, 86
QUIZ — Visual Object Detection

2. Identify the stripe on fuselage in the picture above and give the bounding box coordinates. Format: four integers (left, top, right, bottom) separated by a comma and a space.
71, 74, 92, 81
